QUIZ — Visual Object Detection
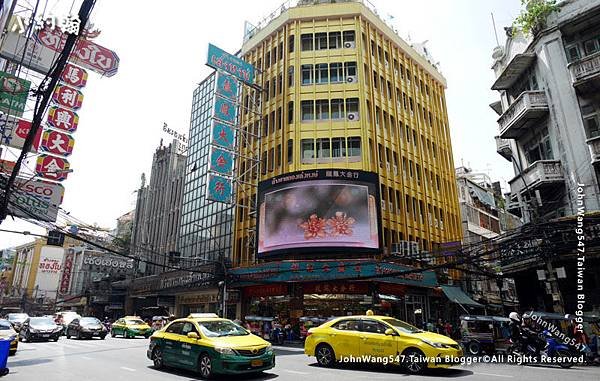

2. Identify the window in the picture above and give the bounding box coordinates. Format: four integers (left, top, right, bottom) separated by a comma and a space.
331, 137, 346, 157
344, 62, 357, 77
330, 63, 343, 83
316, 63, 329, 84
288, 66, 294, 87
181, 322, 197, 336
279, 42, 283, 60
268, 148, 274, 171
301, 139, 314, 159
524, 128, 553, 164
287, 139, 293, 164
328, 31, 341, 49
348, 137, 361, 157
288, 35, 295, 53
316, 138, 330, 158
301, 64, 313, 85
276, 107, 282, 129
288, 101, 294, 124
315, 33, 328, 50
582, 104, 600, 139
265, 51, 271, 69
584, 37, 599, 55
277, 73, 282, 95
316, 99, 329, 120
263, 115, 269, 136
346, 98, 358, 114
333, 319, 360, 331
301, 100, 314, 121
343, 30, 355, 44
264, 80, 270, 101
301, 34, 313, 51
166, 322, 184, 334
331, 99, 344, 119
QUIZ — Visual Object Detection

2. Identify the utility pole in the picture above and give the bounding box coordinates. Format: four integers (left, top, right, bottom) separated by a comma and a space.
0, 0, 96, 223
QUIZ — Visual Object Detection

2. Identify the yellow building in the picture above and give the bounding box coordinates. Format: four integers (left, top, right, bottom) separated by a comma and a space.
234, 0, 461, 277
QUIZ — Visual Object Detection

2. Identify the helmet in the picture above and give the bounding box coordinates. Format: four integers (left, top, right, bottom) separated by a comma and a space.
509, 312, 521, 322
366, 309, 374, 316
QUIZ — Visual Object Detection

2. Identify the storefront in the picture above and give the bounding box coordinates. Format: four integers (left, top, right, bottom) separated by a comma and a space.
230, 259, 439, 337
175, 289, 240, 318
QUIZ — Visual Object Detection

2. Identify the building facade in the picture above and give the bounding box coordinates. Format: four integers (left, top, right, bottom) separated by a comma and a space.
229, 0, 463, 327
491, 0, 600, 313
130, 139, 186, 276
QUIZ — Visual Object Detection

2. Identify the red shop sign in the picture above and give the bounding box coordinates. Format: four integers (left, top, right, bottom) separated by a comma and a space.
243, 283, 288, 298
377, 283, 407, 296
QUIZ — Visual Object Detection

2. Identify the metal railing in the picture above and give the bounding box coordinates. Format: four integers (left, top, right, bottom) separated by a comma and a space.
509, 160, 564, 194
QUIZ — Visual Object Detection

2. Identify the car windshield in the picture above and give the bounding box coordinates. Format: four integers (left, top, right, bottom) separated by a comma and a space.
0, 320, 13, 330
30, 318, 56, 328
81, 318, 101, 326
7, 314, 28, 322
198, 320, 249, 337
381, 318, 423, 334
126, 319, 145, 325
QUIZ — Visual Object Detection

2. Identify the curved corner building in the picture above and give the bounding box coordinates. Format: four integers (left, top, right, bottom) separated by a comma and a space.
232, 0, 462, 323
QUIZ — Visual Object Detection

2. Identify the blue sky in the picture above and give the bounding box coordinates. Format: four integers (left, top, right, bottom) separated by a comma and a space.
0, 0, 522, 248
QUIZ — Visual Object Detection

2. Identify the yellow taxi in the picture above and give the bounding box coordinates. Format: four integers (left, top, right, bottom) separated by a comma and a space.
111, 316, 152, 338
304, 311, 463, 374
147, 313, 274, 378
0, 319, 18, 355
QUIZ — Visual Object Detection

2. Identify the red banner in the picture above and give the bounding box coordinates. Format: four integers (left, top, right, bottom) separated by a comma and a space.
242, 283, 288, 298
377, 283, 407, 296
59, 252, 74, 294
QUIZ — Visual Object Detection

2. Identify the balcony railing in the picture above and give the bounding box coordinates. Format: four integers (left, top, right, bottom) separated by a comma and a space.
509, 160, 564, 195
589, 138, 600, 164
495, 136, 512, 161
570, 52, 600, 84
498, 91, 548, 139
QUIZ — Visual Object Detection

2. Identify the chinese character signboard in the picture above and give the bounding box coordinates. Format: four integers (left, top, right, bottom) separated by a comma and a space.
40, 129, 75, 157
35, 154, 70, 181
213, 97, 237, 124
0, 115, 42, 153
216, 72, 239, 100
47, 106, 78, 132
59, 251, 74, 294
211, 121, 234, 150
60, 63, 87, 88
52, 84, 83, 110
206, 174, 232, 203
206, 43, 254, 85
209, 147, 234, 175
0, 71, 31, 117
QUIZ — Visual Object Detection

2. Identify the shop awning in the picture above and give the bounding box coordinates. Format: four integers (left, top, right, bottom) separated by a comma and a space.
440, 285, 483, 307
468, 184, 496, 208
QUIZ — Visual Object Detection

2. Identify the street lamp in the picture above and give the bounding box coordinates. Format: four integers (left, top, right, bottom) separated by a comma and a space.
191, 222, 228, 319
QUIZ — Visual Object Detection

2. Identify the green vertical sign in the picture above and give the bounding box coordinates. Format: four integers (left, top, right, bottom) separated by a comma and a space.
0, 71, 30, 117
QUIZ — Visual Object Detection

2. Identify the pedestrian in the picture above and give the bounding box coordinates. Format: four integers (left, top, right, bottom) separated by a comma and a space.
444, 321, 453, 338
426, 320, 434, 332
436, 318, 444, 334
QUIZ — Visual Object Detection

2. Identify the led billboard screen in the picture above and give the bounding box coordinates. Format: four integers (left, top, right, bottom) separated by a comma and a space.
257, 170, 380, 256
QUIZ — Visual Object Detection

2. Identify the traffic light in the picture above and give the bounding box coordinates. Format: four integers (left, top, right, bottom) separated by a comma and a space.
47, 230, 65, 246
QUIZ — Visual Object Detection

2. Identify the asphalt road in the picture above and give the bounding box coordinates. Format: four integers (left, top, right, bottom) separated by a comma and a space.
5, 336, 600, 381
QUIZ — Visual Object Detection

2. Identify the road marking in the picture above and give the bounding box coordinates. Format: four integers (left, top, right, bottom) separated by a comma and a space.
283, 370, 310, 375
474, 372, 514, 378
120, 367, 136, 372
81, 356, 92, 360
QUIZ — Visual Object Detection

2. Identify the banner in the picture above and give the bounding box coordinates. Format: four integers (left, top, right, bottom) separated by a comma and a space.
207, 43, 254, 85
0, 115, 42, 152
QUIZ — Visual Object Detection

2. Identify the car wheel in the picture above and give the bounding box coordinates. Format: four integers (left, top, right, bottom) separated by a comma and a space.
100, 334, 106, 340
315, 344, 335, 367
403, 348, 426, 374
152, 347, 164, 369
66, 330, 70, 339
467, 341, 481, 356
76, 331, 81, 340
9, 350, 16, 356
198, 353, 213, 379
556, 349, 574, 369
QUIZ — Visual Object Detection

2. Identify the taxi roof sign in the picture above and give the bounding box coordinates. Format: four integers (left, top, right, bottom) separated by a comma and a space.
187, 313, 219, 319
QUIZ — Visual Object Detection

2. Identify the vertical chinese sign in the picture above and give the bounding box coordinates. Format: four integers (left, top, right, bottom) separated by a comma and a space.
205, 43, 252, 204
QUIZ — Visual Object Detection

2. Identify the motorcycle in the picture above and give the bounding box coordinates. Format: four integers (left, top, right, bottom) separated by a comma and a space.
508, 330, 576, 368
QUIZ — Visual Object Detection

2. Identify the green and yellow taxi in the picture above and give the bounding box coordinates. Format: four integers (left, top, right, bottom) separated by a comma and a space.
0, 319, 18, 355
305, 311, 463, 374
111, 316, 152, 338
147, 313, 275, 378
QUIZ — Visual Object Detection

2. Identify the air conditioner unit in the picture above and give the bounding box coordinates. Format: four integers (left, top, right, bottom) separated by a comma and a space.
381, 200, 386, 210
346, 75, 357, 83
388, 201, 393, 211
347, 112, 359, 121
344, 41, 355, 49
385, 162, 390, 171
393, 165, 398, 175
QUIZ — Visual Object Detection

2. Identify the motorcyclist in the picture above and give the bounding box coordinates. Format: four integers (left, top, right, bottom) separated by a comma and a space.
521, 313, 542, 356
508, 312, 522, 344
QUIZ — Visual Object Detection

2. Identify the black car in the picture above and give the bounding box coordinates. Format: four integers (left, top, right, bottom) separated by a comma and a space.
18, 317, 62, 342
66, 317, 107, 340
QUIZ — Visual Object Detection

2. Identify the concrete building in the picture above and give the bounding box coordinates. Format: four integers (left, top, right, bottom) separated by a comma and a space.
491, 0, 600, 313
229, 0, 464, 325
455, 167, 520, 310
130, 139, 186, 276
492, 0, 600, 222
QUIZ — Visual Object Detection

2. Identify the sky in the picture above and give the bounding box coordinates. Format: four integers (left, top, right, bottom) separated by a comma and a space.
0, 0, 523, 248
